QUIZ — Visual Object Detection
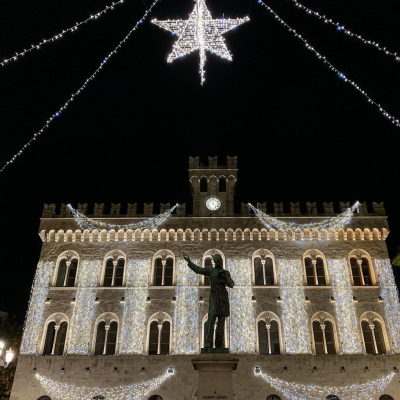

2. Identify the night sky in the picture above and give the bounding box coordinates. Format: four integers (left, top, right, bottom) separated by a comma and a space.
1, 0, 400, 324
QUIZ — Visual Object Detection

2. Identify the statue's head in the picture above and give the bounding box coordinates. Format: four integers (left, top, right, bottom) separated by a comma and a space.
212, 254, 223, 266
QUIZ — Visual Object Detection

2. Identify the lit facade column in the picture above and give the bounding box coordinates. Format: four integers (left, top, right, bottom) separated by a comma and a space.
51, 325, 60, 355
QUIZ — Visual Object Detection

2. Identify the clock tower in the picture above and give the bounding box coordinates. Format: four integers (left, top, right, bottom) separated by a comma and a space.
189, 156, 238, 217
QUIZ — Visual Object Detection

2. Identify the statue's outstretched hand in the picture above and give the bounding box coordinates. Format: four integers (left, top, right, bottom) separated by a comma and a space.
183, 255, 191, 264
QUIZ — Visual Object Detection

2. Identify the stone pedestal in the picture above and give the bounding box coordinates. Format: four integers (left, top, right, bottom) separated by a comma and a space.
192, 353, 239, 400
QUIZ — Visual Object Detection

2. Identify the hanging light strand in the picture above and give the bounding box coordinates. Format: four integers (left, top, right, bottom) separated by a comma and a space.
67, 203, 178, 231
257, 0, 400, 128
0, 0, 160, 175
248, 201, 359, 231
1, 0, 126, 67
287, 0, 400, 62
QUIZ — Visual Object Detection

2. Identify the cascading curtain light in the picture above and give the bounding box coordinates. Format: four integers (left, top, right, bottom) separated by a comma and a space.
173, 258, 200, 354
277, 259, 311, 354
248, 202, 359, 232
20, 261, 54, 355
328, 259, 363, 354
67, 203, 178, 231
228, 258, 255, 354
375, 258, 400, 353
119, 259, 149, 355
67, 260, 101, 354
257, 369, 395, 400
36, 370, 172, 400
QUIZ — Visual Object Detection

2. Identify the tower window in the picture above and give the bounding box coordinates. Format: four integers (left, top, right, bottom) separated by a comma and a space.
200, 177, 208, 192
219, 177, 226, 192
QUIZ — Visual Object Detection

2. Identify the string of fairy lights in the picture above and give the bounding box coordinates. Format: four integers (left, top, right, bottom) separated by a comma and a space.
375, 259, 400, 354
288, 0, 400, 62
20, 261, 54, 355
0, 0, 126, 67
119, 259, 149, 355
249, 201, 359, 233
0, 0, 159, 175
256, 369, 395, 400
257, 0, 400, 128
67, 260, 101, 355
36, 370, 172, 400
67, 203, 178, 231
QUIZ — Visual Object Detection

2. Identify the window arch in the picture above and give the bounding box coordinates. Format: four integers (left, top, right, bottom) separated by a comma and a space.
360, 312, 389, 354
252, 249, 276, 286
266, 396, 281, 400
348, 250, 375, 286
303, 250, 328, 286
152, 250, 175, 286
42, 314, 68, 356
379, 396, 394, 400
149, 396, 163, 400
202, 249, 225, 286
200, 176, 208, 192
202, 314, 229, 349
218, 176, 226, 192
256, 312, 282, 355
311, 312, 338, 355
54, 250, 79, 287
147, 312, 172, 355
37, 397, 52, 400
102, 250, 126, 287
93, 313, 119, 356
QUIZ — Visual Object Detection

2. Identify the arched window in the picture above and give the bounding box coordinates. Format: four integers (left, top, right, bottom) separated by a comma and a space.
202, 315, 228, 348
257, 312, 281, 355
219, 177, 226, 192
200, 177, 208, 192
43, 321, 68, 356
153, 258, 174, 286
379, 396, 394, 400
149, 396, 163, 400
326, 396, 340, 400
312, 313, 338, 355
94, 321, 118, 355
148, 314, 171, 355
56, 258, 78, 287
350, 257, 372, 286
254, 257, 274, 286
266, 396, 281, 400
361, 319, 387, 354
104, 258, 125, 287
304, 257, 326, 286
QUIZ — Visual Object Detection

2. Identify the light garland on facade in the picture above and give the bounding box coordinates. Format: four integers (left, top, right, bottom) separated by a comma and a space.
277, 259, 311, 354
228, 259, 255, 354
67, 260, 101, 355
173, 258, 200, 355
20, 261, 54, 355
1, 0, 125, 67
248, 201, 359, 232
328, 259, 363, 354
289, 0, 400, 62
67, 203, 178, 231
257, 369, 395, 400
119, 259, 149, 355
257, 0, 400, 128
0, 0, 159, 175
375, 258, 400, 353
152, 0, 249, 85
36, 370, 172, 400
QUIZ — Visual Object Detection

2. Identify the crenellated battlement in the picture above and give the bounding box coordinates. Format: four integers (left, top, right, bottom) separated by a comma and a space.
42, 201, 386, 218
188, 155, 238, 169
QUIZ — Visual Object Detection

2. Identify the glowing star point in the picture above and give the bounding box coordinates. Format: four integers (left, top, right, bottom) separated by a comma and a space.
152, 0, 249, 85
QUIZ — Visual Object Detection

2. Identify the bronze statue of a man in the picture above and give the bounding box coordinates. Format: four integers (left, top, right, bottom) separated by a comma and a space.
184, 254, 234, 348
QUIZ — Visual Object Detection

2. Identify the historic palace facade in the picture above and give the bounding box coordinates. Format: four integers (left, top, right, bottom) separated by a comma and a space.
10, 156, 400, 400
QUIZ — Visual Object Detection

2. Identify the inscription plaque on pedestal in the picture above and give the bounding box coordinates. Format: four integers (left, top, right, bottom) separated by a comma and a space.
192, 354, 239, 400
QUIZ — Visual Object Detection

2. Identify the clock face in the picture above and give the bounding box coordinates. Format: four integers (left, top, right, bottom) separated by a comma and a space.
206, 197, 222, 211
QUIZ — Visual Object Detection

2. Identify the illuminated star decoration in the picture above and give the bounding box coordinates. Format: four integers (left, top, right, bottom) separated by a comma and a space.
152, 0, 249, 85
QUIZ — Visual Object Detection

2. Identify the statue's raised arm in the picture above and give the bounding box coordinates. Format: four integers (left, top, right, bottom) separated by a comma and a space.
183, 255, 212, 276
